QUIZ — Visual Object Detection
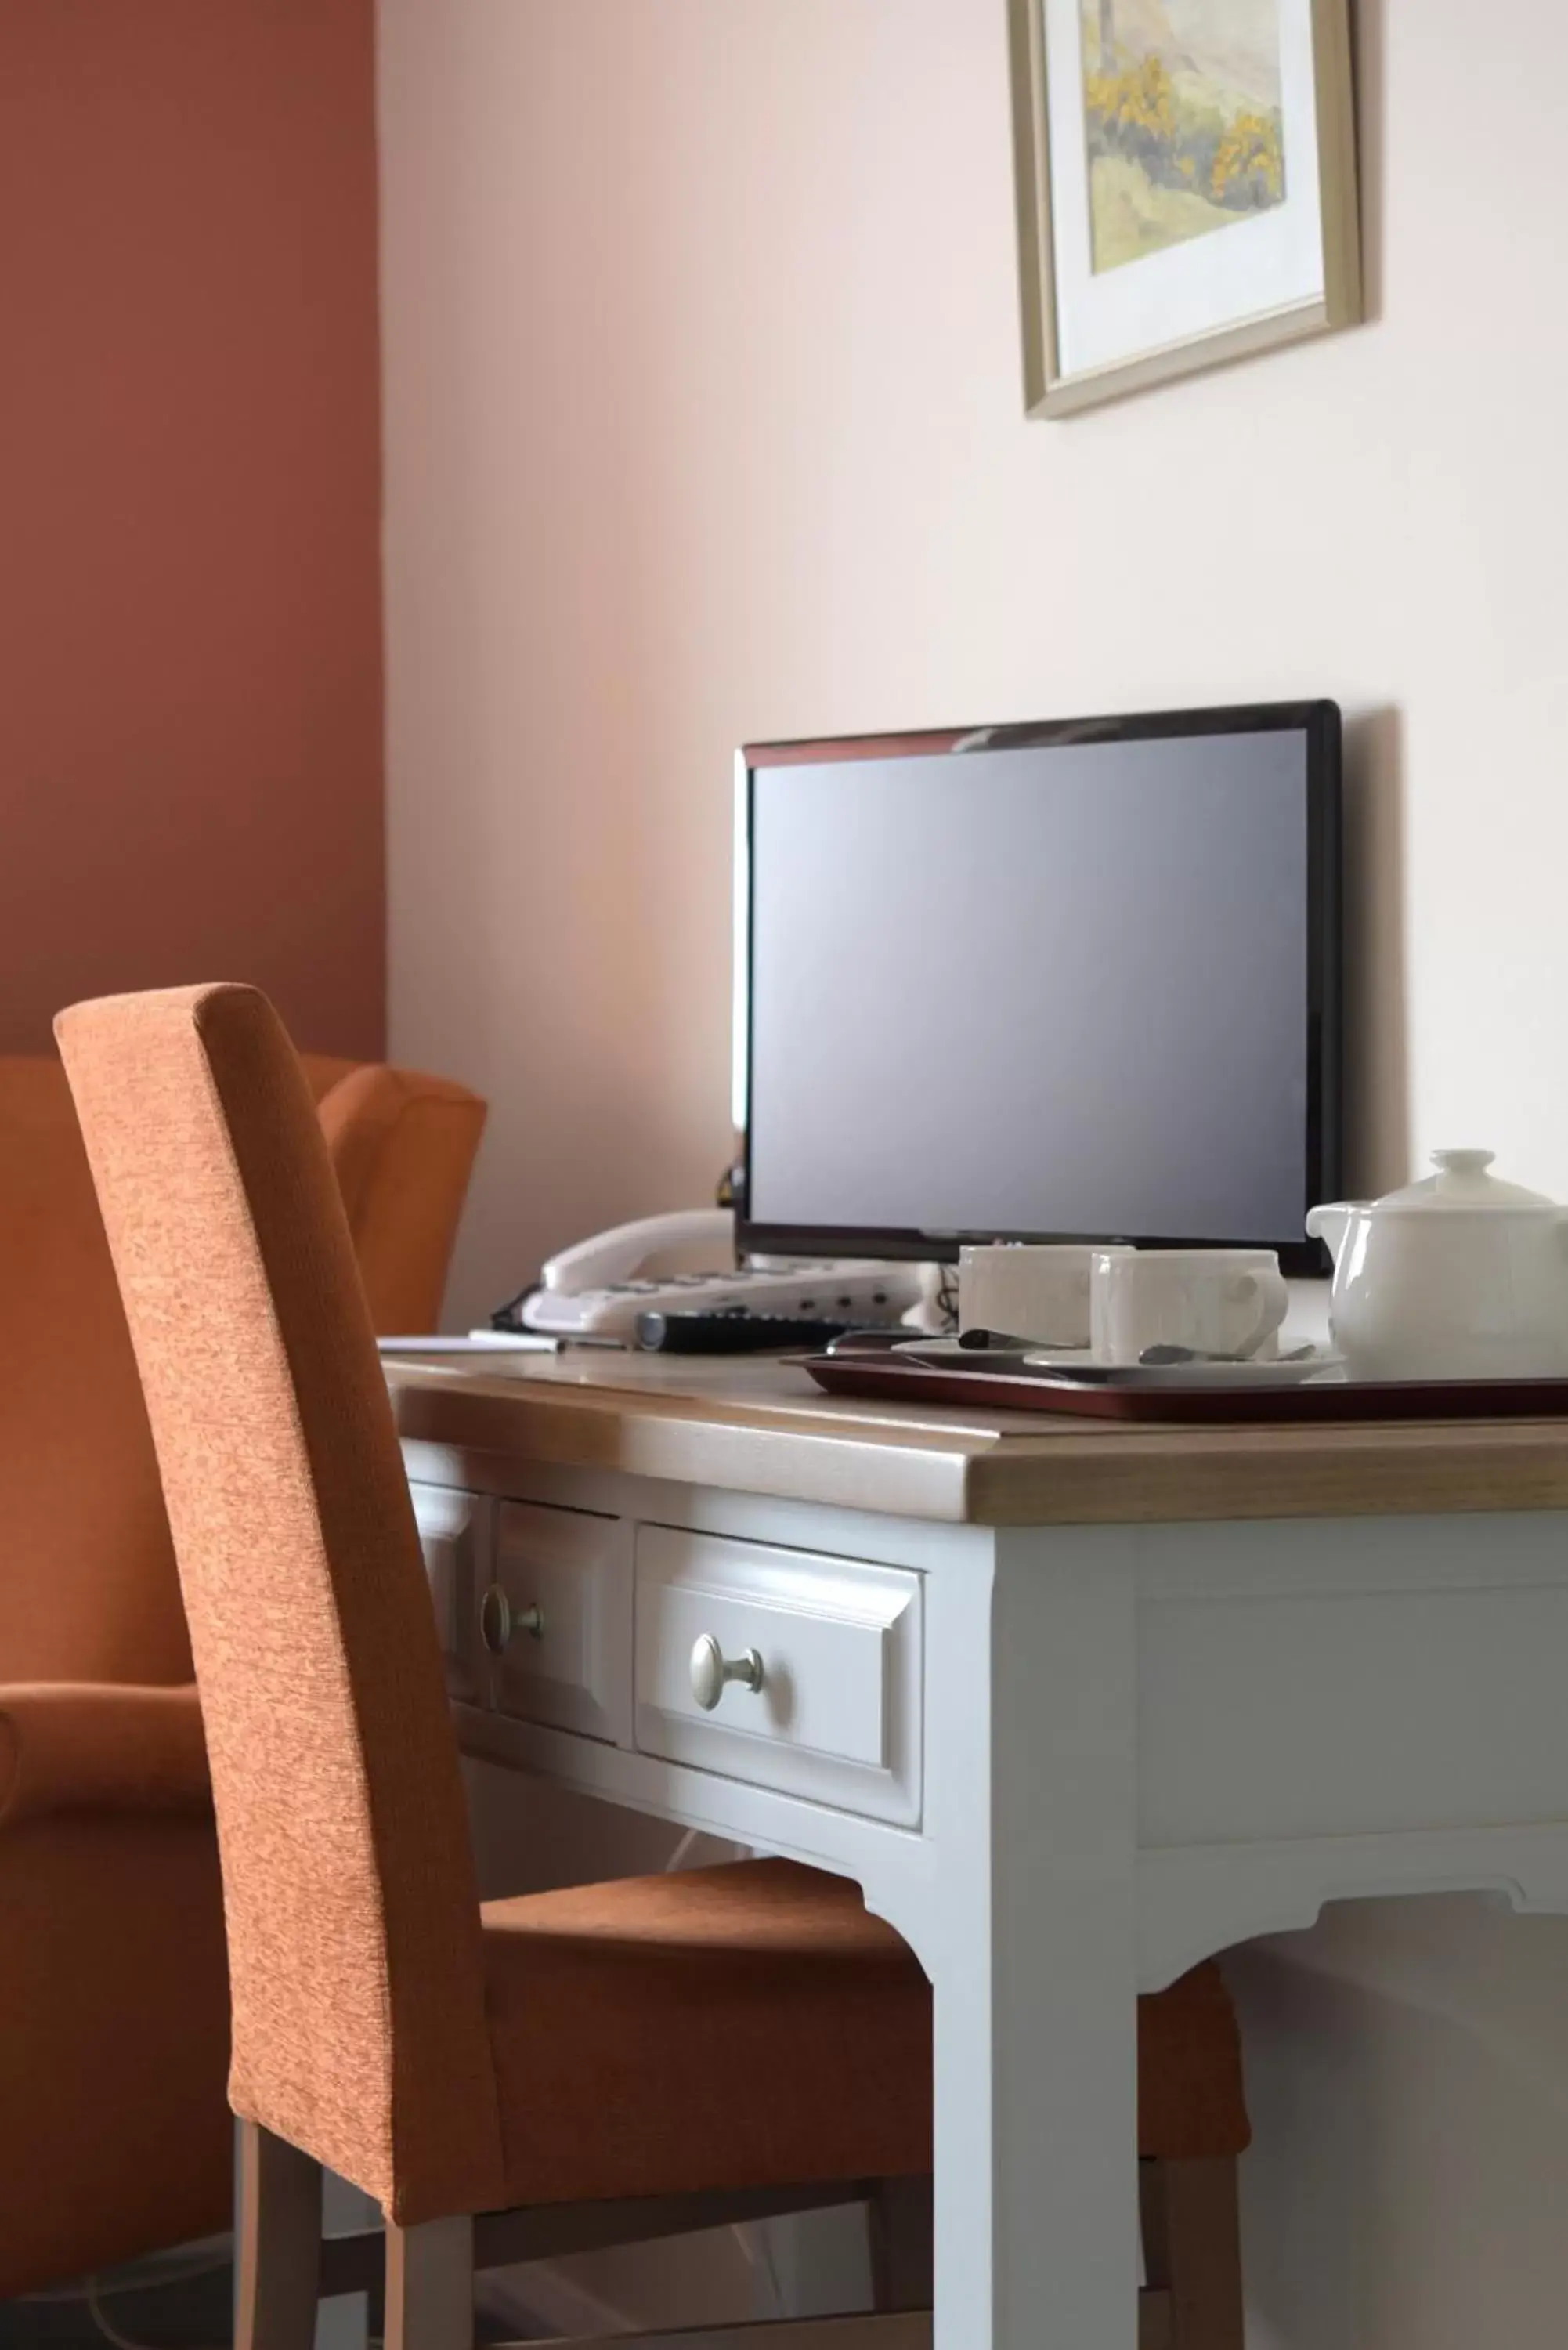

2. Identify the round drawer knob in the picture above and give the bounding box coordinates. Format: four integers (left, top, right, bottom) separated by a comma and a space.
479, 1584, 544, 1656
689, 1632, 764, 1711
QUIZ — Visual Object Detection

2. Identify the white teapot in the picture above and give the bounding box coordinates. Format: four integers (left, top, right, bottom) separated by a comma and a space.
1306, 1149, 1568, 1382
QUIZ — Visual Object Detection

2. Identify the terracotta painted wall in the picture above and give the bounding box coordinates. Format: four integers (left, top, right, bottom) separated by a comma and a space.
0, 0, 384, 1058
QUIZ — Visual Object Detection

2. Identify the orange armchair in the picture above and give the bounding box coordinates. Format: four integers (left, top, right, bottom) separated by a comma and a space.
0, 1047, 485, 2297
298, 1055, 488, 1337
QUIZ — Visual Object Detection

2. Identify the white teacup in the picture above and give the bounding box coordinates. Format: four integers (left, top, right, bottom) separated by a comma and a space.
959, 1244, 1129, 1347
1090, 1248, 1288, 1365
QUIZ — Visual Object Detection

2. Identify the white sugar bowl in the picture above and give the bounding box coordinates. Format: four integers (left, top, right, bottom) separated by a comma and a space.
1306, 1149, 1568, 1382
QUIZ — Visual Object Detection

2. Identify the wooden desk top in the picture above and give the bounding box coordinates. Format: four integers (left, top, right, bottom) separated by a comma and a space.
386, 1350, 1568, 1528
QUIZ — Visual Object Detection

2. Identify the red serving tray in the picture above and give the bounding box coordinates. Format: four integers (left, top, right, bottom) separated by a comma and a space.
803, 1352, 1568, 1423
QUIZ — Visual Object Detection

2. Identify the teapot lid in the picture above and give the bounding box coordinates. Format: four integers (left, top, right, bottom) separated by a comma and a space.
1377, 1148, 1555, 1213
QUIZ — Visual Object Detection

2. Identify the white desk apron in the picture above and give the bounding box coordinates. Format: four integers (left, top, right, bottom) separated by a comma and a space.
388, 1351, 1568, 2350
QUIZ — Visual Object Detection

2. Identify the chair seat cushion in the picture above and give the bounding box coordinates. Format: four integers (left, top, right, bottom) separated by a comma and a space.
481, 1858, 1248, 2209
482, 1857, 930, 2207
1137, 1950, 1252, 2160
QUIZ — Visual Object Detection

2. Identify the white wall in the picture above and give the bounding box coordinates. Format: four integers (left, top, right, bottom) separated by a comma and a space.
378, 2, 1568, 2339
381, 0, 1568, 1336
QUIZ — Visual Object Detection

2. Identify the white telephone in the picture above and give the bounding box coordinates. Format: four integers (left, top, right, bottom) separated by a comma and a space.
515, 1207, 924, 1341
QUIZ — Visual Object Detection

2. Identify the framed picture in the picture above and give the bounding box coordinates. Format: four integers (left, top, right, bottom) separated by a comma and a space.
1009, 0, 1361, 416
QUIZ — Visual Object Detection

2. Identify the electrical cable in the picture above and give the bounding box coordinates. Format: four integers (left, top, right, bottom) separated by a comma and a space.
731, 2214, 787, 2317
85, 2277, 175, 2350
663, 1827, 705, 1875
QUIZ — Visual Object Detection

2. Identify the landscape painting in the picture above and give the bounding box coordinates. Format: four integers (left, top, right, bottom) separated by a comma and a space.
1010, 0, 1360, 414
1080, 0, 1287, 275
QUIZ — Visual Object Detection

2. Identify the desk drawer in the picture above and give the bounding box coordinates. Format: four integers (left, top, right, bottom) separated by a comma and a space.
634, 1527, 922, 1824
485, 1500, 629, 1743
410, 1482, 485, 1704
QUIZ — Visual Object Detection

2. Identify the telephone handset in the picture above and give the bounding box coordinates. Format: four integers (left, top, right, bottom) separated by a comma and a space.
510, 1207, 923, 1341
536, 1207, 735, 1300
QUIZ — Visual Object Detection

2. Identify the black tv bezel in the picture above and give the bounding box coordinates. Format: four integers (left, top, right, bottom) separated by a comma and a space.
734, 699, 1342, 1280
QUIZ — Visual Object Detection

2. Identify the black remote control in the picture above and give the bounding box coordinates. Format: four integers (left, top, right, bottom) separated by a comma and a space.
634, 1309, 854, 1354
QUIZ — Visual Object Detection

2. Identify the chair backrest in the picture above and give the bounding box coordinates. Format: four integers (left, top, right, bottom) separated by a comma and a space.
57, 984, 505, 2222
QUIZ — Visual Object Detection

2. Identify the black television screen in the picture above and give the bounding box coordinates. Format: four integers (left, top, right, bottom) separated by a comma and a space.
735, 702, 1340, 1275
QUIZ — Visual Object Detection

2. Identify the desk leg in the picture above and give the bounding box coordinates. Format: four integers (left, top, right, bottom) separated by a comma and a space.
923, 1529, 1140, 2350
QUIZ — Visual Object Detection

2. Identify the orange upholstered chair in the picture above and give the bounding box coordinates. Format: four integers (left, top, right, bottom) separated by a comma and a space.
59, 983, 1248, 2349
0, 1046, 484, 2300
294, 1055, 488, 1337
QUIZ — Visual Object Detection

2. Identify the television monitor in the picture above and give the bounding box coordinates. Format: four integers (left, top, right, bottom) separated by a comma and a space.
734, 701, 1341, 1278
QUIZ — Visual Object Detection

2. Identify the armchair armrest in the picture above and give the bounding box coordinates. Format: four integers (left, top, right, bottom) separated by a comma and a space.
0, 1682, 211, 1831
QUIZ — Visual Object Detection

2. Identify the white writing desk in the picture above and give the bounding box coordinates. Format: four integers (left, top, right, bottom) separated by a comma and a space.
389, 1350, 1568, 2349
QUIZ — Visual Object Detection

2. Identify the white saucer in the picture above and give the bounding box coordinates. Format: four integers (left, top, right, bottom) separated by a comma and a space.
1021, 1348, 1346, 1390
892, 1336, 1088, 1373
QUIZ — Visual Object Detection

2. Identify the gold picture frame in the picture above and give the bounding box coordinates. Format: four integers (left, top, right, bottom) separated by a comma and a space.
1010, 0, 1362, 418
